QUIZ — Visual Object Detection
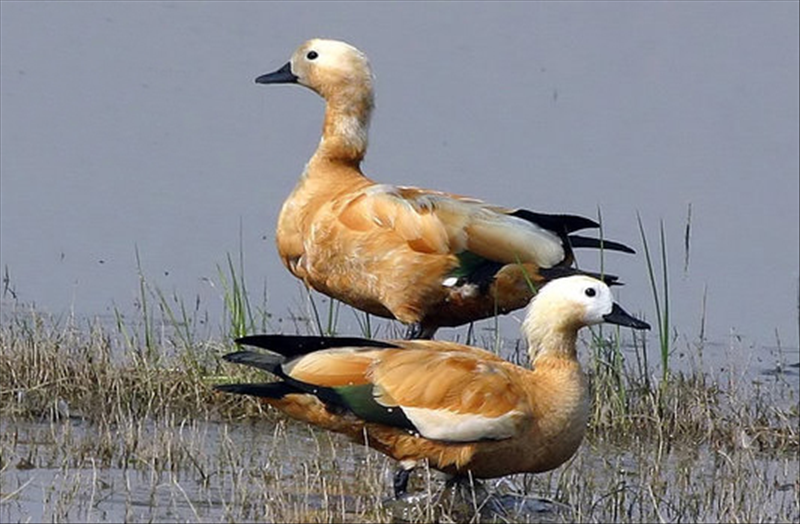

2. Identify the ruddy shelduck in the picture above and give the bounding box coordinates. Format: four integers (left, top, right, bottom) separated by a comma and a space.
216, 275, 650, 497
256, 38, 635, 338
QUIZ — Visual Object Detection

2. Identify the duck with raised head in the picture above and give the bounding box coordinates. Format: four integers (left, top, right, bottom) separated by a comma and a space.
256, 39, 635, 339
216, 275, 650, 497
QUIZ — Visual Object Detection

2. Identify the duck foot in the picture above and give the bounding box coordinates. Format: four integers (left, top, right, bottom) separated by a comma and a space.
441, 474, 489, 504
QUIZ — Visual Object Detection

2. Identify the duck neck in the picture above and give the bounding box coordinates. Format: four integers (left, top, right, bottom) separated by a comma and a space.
529, 329, 579, 364
313, 89, 374, 167
524, 305, 582, 363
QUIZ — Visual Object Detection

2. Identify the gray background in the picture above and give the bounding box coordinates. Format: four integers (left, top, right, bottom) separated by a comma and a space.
1, 2, 798, 353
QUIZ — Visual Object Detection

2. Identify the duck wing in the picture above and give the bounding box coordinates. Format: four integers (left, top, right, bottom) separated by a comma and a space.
367, 349, 531, 442
219, 339, 530, 443
335, 183, 594, 268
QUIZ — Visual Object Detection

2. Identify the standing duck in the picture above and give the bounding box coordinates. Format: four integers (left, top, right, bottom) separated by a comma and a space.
257, 39, 634, 338
216, 275, 650, 497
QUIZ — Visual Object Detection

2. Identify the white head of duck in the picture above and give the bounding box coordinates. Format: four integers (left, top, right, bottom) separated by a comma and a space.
256, 39, 374, 162
523, 274, 650, 361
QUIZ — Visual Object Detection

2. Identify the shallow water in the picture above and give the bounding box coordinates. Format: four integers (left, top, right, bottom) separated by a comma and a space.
1, 409, 797, 523
0, 417, 385, 523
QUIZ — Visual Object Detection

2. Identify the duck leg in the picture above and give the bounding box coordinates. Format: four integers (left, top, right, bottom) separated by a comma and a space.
393, 467, 413, 499
403, 322, 437, 340
444, 474, 468, 491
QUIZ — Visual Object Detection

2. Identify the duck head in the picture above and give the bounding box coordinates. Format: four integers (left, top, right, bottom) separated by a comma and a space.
522, 275, 650, 359
256, 39, 375, 162
256, 39, 374, 103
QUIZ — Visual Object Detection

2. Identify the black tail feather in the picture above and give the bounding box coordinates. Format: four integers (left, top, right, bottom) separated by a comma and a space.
511, 209, 599, 233
235, 334, 399, 359
219, 350, 349, 410
539, 266, 623, 286
214, 382, 296, 399
222, 350, 285, 374
510, 209, 635, 255
567, 235, 636, 254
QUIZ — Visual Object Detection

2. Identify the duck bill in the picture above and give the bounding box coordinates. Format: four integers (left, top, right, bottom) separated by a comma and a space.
603, 303, 651, 330
255, 62, 298, 84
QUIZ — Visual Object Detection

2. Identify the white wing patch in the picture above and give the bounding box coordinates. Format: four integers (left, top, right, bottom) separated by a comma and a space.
401, 406, 524, 442
442, 276, 459, 287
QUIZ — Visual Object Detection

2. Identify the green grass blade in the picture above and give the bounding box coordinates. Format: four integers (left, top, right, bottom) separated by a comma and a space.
659, 220, 670, 382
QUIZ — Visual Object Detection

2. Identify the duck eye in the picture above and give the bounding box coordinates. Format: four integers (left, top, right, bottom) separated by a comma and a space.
585, 287, 596, 298
306, 51, 319, 60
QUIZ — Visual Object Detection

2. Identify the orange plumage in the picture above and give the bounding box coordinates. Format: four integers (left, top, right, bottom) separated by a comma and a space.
255, 39, 635, 338
216, 276, 650, 496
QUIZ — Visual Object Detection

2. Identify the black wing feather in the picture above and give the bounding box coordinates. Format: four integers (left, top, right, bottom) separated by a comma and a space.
236, 335, 400, 359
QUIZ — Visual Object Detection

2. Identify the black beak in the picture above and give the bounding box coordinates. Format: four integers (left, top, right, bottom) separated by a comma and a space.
603, 303, 651, 330
255, 62, 298, 84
